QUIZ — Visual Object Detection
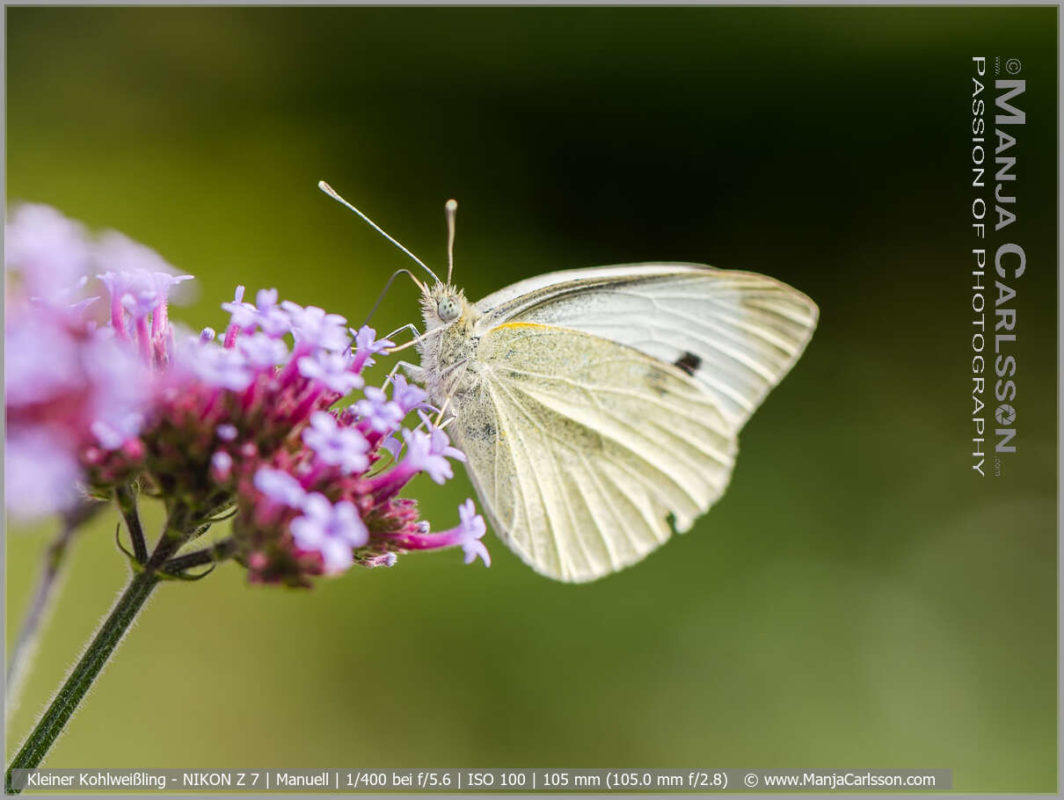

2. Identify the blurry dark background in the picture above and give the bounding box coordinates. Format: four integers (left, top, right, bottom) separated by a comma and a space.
6, 7, 1056, 791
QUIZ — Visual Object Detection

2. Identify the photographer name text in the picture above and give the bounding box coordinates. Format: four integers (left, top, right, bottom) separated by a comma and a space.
969, 55, 1026, 477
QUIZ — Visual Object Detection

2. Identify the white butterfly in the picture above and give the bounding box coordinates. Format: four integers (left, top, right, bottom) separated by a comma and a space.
321, 183, 818, 583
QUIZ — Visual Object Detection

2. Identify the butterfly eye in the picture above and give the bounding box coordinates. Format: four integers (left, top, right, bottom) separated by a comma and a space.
437, 296, 460, 322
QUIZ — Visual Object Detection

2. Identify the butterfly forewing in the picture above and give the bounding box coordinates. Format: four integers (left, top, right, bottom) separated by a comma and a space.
475, 264, 819, 431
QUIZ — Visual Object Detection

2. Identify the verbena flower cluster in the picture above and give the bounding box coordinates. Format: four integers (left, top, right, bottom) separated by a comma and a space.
5, 204, 489, 586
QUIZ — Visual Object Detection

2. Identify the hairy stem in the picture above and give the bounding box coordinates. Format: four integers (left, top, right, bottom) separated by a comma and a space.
5, 570, 159, 792
162, 538, 237, 574
114, 484, 148, 564
6, 501, 100, 717
6, 500, 204, 792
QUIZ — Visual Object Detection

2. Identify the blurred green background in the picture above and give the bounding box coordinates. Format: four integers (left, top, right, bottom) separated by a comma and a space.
6, 7, 1057, 793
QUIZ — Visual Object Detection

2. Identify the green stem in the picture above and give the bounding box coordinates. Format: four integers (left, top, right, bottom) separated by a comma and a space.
161, 538, 237, 574
5, 570, 159, 793
114, 484, 148, 564
6, 500, 204, 794
145, 502, 192, 571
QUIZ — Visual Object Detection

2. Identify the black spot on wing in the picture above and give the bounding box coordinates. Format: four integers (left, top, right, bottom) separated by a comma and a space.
674, 351, 702, 376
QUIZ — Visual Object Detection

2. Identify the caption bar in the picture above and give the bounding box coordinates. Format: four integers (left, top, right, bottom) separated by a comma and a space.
11, 768, 951, 793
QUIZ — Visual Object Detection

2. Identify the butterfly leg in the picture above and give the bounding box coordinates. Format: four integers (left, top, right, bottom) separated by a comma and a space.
383, 324, 424, 356
383, 322, 421, 345
387, 360, 426, 383
405, 393, 455, 433
384, 323, 452, 359
433, 394, 456, 429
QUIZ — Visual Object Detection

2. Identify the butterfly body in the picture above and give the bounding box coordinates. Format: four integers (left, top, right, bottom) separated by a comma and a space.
417, 283, 481, 407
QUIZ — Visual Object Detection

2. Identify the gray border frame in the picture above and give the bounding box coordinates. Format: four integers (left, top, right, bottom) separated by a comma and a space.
1, 3, 1059, 799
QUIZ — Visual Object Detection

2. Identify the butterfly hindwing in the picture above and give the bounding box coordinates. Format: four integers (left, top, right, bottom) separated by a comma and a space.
450, 322, 737, 582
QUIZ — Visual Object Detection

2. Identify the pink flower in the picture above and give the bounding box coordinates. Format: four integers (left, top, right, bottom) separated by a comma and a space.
4, 211, 177, 517
4, 315, 82, 406
187, 343, 254, 391
350, 325, 394, 372
211, 451, 234, 482
6, 204, 92, 303
253, 467, 307, 508
390, 374, 428, 414
5, 431, 83, 519
282, 302, 350, 352
302, 412, 369, 474
297, 350, 363, 394
222, 285, 257, 331
238, 333, 290, 369
290, 494, 369, 574
390, 499, 491, 567
354, 386, 404, 435
5, 204, 491, 585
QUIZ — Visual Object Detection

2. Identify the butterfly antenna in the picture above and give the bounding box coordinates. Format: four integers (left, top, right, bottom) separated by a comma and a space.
361, 268, 426, 327
445, 199, 458, 285
318, 180, 441, 285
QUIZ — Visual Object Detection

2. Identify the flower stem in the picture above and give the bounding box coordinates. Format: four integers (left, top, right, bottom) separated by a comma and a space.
6, 500, 203, 793
161, 538, 237, 574
114, 484, 148, 564
5, 570, 159, 793
6, 501, 100, 717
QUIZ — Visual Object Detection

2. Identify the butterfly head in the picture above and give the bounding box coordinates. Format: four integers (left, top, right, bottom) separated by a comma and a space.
420, 282, 471, 331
